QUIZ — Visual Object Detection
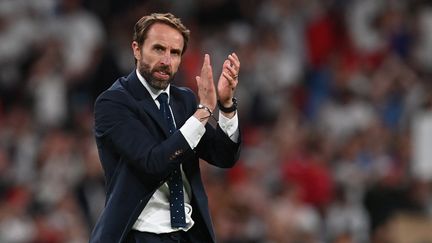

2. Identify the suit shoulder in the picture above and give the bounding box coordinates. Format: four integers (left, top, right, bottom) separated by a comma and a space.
171, 86, 195, 99
95, 77, 131, 104
173, 86, 193, 93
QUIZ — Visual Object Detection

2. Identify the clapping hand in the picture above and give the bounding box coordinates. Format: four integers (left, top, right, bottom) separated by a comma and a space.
217, 53, 240, 108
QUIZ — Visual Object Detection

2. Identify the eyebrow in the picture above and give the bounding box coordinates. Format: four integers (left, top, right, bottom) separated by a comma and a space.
171, 48, 182, 55
153, 43, 166, 50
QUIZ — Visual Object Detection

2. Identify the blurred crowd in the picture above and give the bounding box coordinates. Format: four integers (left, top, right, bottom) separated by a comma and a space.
1, 0, 432, 242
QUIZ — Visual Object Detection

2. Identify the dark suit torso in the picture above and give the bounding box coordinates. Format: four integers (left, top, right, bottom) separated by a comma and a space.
89, 71, 241, 243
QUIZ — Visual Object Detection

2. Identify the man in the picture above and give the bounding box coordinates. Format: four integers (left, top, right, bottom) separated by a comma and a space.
89, 13, 241, 243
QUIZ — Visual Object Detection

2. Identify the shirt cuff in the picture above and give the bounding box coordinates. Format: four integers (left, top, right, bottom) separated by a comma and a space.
179, 116, 206, 149
218, 111, 239, 142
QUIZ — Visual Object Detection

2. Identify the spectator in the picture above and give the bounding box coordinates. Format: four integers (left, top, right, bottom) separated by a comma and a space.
1, 0, 432, 242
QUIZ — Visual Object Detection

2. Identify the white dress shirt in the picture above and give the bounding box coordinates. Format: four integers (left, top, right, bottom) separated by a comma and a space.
132, 70, 239, 233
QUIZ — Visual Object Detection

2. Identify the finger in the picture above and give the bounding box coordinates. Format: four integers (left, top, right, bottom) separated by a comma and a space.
231, 52, 239, 62
201, 54, 214, 82
204, 53, 211, 65
222, 72, 236, 86
223, 60, 238, 80
195, 76, 202, 89
206, 64, 213, 81
228, 53, 240, 70
226, 65, 237, 78
223, 59, 230, 68
201, 54, 210, 72
222, 60, 232, 74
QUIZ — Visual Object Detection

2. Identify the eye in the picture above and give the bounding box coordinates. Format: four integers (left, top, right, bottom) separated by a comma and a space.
171, 49, 181, 57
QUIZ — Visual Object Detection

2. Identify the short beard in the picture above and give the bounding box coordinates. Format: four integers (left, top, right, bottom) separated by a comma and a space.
138, 60, 174, 90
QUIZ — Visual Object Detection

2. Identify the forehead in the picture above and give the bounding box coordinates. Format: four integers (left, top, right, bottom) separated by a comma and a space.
145, 23, 184, 49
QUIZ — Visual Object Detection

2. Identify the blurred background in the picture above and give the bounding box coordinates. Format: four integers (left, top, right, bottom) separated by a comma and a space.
1, 0, 432, 242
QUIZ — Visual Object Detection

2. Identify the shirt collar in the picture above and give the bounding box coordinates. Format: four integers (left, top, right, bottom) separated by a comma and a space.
136, 69, 171, 102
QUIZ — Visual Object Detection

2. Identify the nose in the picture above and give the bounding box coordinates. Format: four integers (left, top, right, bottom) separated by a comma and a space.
160, 52, 172, 65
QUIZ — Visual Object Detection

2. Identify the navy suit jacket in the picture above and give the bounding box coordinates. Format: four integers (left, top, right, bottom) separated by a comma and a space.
89, 71, 241, 243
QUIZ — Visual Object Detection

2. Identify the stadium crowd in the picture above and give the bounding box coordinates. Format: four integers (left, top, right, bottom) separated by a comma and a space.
1, 0, 432, 242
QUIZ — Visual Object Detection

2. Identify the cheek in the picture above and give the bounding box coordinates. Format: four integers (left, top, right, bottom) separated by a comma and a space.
172, 59, 181, 72
138, 58, 152, 72
140, 54, 157, 68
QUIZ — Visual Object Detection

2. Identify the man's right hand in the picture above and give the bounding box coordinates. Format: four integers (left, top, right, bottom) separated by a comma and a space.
195, 54, 217, 112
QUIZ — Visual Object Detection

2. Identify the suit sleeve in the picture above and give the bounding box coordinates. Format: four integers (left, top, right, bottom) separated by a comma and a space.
94, 90, 195, 181
195, 120, 242, 169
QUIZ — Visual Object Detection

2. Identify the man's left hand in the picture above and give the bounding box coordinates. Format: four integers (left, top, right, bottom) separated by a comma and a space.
217, 52, 240, 110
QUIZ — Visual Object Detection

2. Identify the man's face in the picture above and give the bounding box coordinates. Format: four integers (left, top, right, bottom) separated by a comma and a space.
132, 23, 184, 90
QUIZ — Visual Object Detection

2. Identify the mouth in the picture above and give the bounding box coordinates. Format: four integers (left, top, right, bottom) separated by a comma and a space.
153, 69, 171, 80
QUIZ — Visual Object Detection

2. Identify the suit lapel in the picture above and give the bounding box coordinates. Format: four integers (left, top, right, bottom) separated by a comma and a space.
140, 98, 171, 137
170, 93, 187, 129
122, 71, 171, 137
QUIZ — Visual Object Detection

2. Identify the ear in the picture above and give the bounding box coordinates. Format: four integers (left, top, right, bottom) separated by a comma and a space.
131, 41, 141, 61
